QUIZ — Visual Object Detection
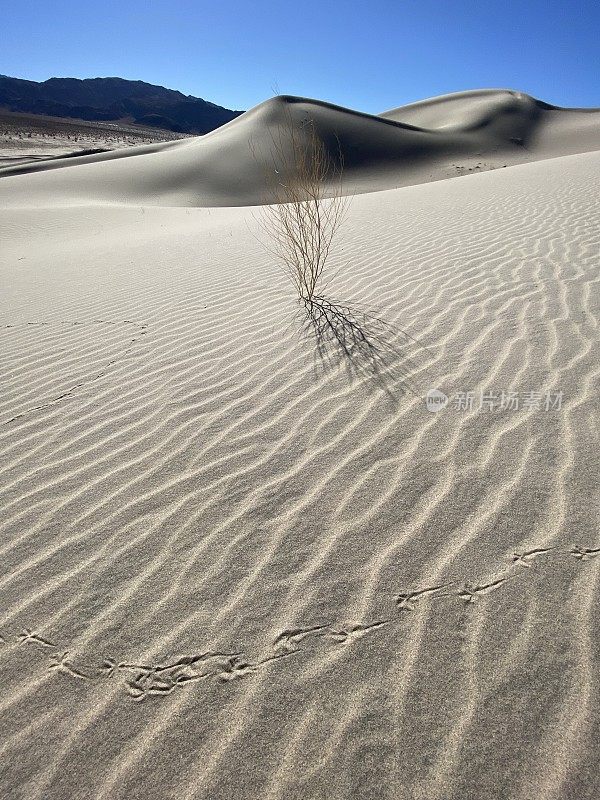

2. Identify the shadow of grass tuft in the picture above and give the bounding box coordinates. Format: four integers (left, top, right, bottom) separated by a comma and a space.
300, 295, 426, 399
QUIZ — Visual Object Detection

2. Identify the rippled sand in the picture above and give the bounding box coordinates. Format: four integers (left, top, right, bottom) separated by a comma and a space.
1, 149, 599, 799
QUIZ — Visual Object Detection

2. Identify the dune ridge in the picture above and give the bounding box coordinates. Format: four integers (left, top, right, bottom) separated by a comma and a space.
0, 89, 599, 206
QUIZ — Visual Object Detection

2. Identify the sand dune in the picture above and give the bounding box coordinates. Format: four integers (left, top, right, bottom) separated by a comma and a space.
1, 88, 599, 800
1, 89, 599, 206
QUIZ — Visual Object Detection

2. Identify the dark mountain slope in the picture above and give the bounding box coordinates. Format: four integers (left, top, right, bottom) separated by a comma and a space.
0, 75, 242, 134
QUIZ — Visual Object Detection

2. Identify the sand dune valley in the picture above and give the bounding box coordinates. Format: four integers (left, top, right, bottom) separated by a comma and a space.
1, 88, 600, 800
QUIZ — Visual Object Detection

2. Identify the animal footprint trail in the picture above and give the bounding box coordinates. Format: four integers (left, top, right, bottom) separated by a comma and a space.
18, 628, 55, 648
216, 651, 296, 684
126, 670, 179, 702
457, 575, 515, 605
2, 320, 149, 425
327, 621, 389, 645
99, 658, 119, 678
273, 625, 328, 653
103, 652, 243, 699
118, 661, 194, 701
49, 651, 90, 680
570, 546, 600, 561
511, 547, 556, 568
155, 652, 243, 686
12, 541, 594, 702
153, 651, 237, 675
216, 655, 257, 683
396, 585, 449, 611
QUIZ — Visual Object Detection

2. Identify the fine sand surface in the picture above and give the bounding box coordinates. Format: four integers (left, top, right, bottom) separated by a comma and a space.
1, 91, 599, 799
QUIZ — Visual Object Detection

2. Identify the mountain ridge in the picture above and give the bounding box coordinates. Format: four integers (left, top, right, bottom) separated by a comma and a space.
0, 74, 243, 134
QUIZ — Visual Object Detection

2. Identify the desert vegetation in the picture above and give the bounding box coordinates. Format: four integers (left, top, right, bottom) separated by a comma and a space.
252, 111, 348, 302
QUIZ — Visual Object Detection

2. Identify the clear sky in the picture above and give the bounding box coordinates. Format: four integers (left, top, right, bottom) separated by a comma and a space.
3, 0, 599, 113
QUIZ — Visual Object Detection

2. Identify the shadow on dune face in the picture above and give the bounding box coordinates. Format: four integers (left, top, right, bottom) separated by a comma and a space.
299, 295, 424, 398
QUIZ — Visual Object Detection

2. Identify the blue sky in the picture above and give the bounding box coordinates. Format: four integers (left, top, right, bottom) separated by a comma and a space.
3, 1, 599, 113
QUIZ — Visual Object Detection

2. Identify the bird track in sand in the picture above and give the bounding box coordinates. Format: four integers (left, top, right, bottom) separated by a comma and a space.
1, 542, 596, 702
1, 320, 148, 425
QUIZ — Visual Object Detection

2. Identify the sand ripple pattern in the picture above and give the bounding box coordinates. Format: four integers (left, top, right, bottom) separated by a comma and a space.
1, 152, 599, 799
